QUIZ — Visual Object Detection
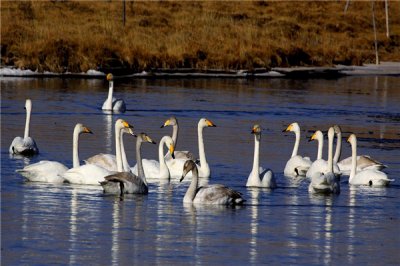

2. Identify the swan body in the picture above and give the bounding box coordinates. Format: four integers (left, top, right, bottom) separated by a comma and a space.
16, 161, 67, 183
306, 130, 340, 178
308, 127, 340, 194
181, 160, 245, 205
347, 134, 393, 187
246, 124, 276, 188
62, 119, 134, 185
16, 123, 92, 183
161, 116, 197, 161
283, 122, 311, 177
9, 99, 39, 155
102, 73, 126, 113
101, 133, 155, 195
131, 136, 175, 179
85, 127, 134, 172
333, 125, 387, 175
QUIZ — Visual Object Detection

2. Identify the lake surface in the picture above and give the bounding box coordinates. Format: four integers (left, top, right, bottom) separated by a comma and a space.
1, 76, 399, 265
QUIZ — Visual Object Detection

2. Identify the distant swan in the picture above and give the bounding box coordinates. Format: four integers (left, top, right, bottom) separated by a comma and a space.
283, 122, 311, 177
102, 73, 126, 113
347, 134, 393, 187
85, 127, 133, 172
180, 160, 245, 205
246, 124, 276, 188
9, 99, 39, 155
308, 127, 340, 194
131, 136, 175, 179
62, 119, 134, 185
334, 125, 387, 174
306, 130, 340, 178
161, 116, 197, 161
16, 123, 92, 183
166, 118, 216, 178
101, 133, 155, 195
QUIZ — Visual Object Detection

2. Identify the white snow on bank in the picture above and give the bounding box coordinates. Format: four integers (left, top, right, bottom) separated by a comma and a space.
0, 67, 105, 77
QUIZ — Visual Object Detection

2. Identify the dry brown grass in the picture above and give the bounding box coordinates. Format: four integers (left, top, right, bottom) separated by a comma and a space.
1, 1, 399, 73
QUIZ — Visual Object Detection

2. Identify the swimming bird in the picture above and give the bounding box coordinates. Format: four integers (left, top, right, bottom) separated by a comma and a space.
334, 125, 387, 175
246, 124, 276, 188
308, 127, 340, 194
16, 123, 92, 183
131, 136, 175, 179
306, 130, 340, 179
102, 73, 126, 113
283, 122, 312, 177
101, 133, 156, 196
165, 118, 216, 179
9, 99, 39, 155
62, 119, 133, 185
347, 134, 393, 187
180, 160, 245, 205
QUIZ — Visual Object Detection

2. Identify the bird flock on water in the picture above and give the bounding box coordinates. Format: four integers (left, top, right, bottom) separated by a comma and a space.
11, 74, 394, 205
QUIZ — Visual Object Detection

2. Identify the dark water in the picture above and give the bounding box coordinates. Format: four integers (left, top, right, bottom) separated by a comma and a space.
1, 76, 399, 265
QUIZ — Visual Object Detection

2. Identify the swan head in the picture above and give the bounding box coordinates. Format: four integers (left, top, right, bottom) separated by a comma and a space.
251, 124, 261, 140
75, 123, 93, 135
115, 119, 134, 131
106, 73, 114, 81
199, 118, 216, 128
309, 130, 323, 142
161, 116, 177, 128
24, 99, 32, 112
283, 122, 299, 133
328, 127, 335, 140
137, 133, 156, 144
180, 160, 197, 182
347, 134, 356, 145
333, 125, 342, 135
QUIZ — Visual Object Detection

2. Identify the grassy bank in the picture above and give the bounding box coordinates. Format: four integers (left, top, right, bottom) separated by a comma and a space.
1, 1, 400, 73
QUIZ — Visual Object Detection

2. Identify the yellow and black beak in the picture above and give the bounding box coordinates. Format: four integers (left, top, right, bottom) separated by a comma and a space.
161, 119, 170, 128
309, 132, 316, 142
84, 127, 93, 134
206, 119, 216, 127
170, 144, 175, 159
282, 124, 292, 132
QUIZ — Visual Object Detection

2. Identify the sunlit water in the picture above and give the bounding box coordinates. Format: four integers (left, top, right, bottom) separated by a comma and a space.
1, 76, 399, 265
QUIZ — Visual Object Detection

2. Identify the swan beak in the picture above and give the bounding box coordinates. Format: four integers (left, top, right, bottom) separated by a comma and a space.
179, 175, 185, 182
146, 136, 156, 144
161, 119, 170, 128
106, 73, 113, 81
84, 127, 93, 134
309, 132, 316, 142
206, 119, 216, 127
127, 128, 135, 136
170, 145, 175, 159
122, 120, 134, 129
283, 124, 292, 132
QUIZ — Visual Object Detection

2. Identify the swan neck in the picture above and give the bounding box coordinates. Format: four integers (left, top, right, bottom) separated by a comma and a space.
349, 139, 357, 181
106, 81, 114, 109
251, 134, 260, 176
158, 137, 168, 176
24, 105, 31, 139
198, 124, 207, 167
334, 131, 342, 163
136, 139, 145, 181
317, 136, 323, 160
327, 133, 333, 172
184, 167, 199, 202
172, 124, 178, 147
120, 133, 130, 171
115, 125, 123, 172
291, 130, 300, 157
72, 127, 80, 168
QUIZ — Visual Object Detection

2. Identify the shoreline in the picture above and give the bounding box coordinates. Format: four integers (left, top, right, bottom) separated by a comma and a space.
1, 62, 399, 79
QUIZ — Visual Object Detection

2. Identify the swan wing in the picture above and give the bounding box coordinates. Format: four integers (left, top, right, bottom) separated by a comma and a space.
194, 184, 245, 205
112, 99, 126, 113
260, 168, 276, 188
85, 153, 117, 171
352, 169, 394, 186
101, 172, 148, 194
132, 159, 160, 178
62, 164, 111, 185
10, 136, 39, 155
16, 160, 67, 183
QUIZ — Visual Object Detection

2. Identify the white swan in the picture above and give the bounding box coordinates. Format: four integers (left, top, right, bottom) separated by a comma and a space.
62, 119, 134, 185
131, 136, 175, 179
161, 116, 197, 161
180, 160, 245, 205
283, 122, 312, 177
347, 134, 393, 186
334, 125, 387, 174
246, 124, 276, 188
306, 130, 340, 179
308, 127, 340, 194
9, 99, 39, 155
16, 123, 92, 183
102, 73, 126, 113
84, 127, 133, 172
165, 118, 216, 179
101, 133, 155, 196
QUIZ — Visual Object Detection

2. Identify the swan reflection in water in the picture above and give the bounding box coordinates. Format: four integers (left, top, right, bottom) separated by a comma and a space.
248, 188, 260, 265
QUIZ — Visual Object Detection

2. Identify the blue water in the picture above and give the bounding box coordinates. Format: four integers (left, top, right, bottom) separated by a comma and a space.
1, 76, 399, 265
